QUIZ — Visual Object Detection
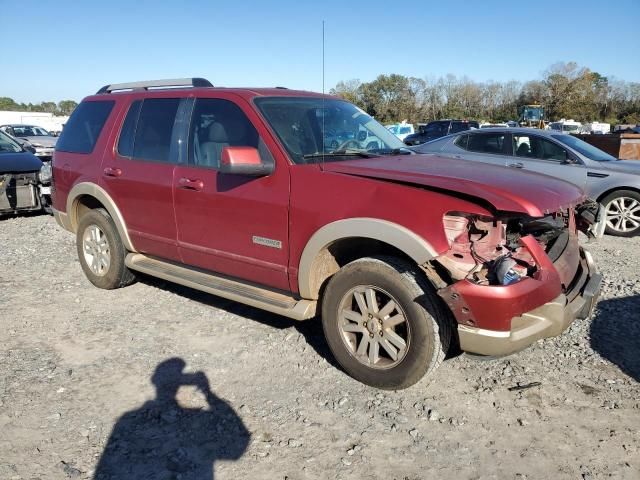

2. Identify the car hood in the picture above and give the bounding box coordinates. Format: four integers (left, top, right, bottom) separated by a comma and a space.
322, 155, 585, 217
0, 152, 43, 173
599, 159, 640, 174
20, 135, 57, 147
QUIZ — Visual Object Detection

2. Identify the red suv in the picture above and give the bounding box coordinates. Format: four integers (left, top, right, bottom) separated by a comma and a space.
52, 78, 602, 389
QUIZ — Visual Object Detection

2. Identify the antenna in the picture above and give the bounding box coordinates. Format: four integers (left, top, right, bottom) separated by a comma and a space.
322, 20, 325, 164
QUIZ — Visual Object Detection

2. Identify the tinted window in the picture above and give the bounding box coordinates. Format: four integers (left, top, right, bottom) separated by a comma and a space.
132, 98, 180, 162
467, 133, 506, 154
454, 134, 469, 150
189, 98, 272, 169
117, 100, 142, 157
514, 135, 568, 162
450, 122, 470, 133
56, 101, 114, 154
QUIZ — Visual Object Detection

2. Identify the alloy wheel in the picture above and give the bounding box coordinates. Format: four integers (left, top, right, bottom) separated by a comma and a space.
82, 224, 111, 276
337, 285, 410, 369
605, 196, 640, 233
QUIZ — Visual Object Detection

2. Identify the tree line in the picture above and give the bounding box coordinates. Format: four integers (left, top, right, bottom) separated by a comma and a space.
330, 62, 640, 126
0, 97, 78, 116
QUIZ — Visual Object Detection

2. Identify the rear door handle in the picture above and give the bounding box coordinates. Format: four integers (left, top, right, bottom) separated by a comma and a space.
103, 167, 122, 177
178, 177, 204, 191
508, 162, 524, 169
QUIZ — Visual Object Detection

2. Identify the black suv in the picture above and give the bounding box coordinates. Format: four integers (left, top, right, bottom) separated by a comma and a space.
403, 120, 479, 146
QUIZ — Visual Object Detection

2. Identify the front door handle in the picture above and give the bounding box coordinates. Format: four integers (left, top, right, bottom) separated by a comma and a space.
178, 177, 204, 191
103, 167, 122, 177
508, 162, 524, 169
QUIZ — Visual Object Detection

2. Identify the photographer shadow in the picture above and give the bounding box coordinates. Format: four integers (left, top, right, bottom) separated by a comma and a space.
94, 358, 249, 480
590, 294, 640, 382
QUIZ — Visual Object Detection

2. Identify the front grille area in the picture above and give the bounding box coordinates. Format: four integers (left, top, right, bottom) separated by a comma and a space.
0, 173, 39, 212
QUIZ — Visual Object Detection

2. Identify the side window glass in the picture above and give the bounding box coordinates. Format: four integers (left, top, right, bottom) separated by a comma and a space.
117, 100, 142, 157
513, 135, 533, 157
55, 100, 115, 154
189, 98, 271, 169
539, 138, 568, 161
454, 134, 468, 150
132, 98, 180, 162
467, 133, 506, 154
450, 122, 467, 133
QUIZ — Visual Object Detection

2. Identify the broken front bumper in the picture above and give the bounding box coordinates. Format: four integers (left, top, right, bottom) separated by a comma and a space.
456, 248, 601, 357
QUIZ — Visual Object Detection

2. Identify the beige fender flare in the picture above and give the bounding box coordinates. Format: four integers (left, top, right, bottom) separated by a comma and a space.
297, 218, 437, 299
64, 182, 136, 252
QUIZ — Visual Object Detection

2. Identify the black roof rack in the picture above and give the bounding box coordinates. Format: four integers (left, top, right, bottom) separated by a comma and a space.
275, 86, 288, 89
96, 78, 213, 94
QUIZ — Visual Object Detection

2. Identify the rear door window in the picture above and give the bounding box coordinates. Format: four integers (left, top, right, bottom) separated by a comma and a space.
132, 98, 180, 162
56, 100, 115, 154
117, 100, 142, 157
467, 133, 507, 154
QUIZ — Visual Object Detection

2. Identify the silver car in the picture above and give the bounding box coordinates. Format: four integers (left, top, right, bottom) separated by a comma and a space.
414, 127, 640, 236
0, 124, 57, 159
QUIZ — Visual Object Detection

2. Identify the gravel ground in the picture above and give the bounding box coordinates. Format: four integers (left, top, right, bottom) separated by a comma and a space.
1, 214, 639, 480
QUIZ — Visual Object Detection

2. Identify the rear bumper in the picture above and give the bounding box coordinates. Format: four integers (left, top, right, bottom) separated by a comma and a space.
458, 248, 601, 357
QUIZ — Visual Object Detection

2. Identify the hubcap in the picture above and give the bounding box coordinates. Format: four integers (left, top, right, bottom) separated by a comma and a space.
605, 197, 640, 233
338, 285, 410, 370
82, 224, 111, 276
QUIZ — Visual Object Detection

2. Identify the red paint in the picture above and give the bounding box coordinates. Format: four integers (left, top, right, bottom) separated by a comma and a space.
54, 86, 585, 323
221, 146, 262, 166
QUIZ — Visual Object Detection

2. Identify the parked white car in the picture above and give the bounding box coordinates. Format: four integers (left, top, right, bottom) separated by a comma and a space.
386, 122, 414, 141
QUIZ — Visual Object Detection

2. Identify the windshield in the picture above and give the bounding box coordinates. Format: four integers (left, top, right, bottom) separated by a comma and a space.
552, 134, 617, 161
254, 97, 408, 164
11, 125, 51, 137
0, 130, 23, 153
562, 124, 580, 132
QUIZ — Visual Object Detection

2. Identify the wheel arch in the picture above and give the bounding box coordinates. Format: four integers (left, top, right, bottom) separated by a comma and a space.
66, 182, 136, 252
298, 218, 437, 299
596, 185, 640, 203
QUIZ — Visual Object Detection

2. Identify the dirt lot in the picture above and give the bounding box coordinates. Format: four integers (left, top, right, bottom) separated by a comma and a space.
1, 214, 639, 480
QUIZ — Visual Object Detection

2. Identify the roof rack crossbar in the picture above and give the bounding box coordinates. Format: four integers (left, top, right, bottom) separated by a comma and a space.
96, 78, 213, 94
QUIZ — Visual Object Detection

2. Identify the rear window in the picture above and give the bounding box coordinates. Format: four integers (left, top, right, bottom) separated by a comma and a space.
450, 122, 470, 133
56, 100, 114, 154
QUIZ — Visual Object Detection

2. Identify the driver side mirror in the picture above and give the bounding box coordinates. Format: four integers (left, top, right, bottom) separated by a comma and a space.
219, 146, 273, 177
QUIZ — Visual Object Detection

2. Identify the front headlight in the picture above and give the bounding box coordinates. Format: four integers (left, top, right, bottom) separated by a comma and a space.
39, 162, 52, 183
31, 142, 44, 148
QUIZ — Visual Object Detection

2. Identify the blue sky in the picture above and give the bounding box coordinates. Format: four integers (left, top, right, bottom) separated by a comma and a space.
1, 0, 638, 103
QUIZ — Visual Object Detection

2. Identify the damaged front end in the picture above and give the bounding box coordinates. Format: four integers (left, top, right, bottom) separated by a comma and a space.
424, 201, 603, 356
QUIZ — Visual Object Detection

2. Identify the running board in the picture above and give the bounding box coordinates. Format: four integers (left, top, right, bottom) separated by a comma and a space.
125, 253, 317, 320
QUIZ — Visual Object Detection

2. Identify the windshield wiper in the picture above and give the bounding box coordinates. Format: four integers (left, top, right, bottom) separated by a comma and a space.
303, 150, 377, 159
375, 147, 413, 155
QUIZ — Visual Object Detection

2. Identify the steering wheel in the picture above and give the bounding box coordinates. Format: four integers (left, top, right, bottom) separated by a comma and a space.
335, 139, 360, 151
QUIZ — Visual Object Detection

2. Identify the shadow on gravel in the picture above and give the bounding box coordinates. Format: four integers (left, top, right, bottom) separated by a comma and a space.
590, 294, 640, 382
94, 358, 249, 480
140, 274, 341, 369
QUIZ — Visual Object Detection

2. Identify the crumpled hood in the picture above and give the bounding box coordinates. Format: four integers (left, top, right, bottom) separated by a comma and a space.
322, 154, 586, 217
0, 152, 43, 173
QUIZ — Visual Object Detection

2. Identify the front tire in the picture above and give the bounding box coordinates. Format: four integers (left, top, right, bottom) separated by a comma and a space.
602, 190, 640, 237
321, 256, 451, 390
76, 208, 136, 289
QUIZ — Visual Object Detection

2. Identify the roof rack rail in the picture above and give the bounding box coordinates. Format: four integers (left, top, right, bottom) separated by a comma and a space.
96, 78, 213, 94
275, 86, 288, 89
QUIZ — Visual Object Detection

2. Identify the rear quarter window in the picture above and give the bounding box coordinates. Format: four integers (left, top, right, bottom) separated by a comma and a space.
56, 100, 115, 154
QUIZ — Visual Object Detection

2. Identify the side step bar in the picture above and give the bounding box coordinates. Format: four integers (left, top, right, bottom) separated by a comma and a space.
125, 253, 317, 320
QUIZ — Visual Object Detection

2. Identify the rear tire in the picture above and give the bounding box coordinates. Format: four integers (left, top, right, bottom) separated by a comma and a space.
76, 208, 136, 289
321, 256, 451, 390
602, 190, 640, 237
